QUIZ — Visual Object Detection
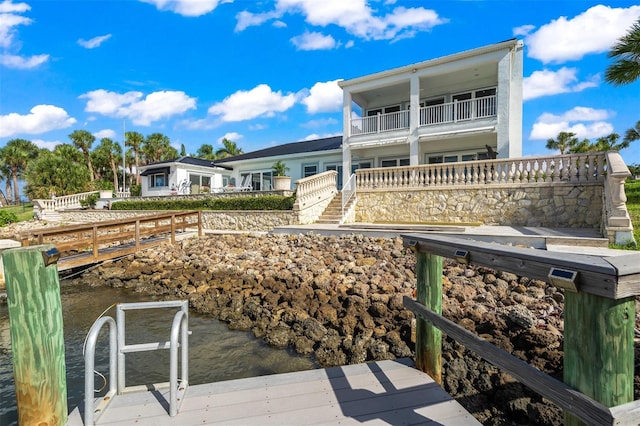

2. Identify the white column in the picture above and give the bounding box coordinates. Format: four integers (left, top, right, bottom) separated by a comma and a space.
496, 40, 523, 158
409, 74, 420, 165
342, 90, 353, 188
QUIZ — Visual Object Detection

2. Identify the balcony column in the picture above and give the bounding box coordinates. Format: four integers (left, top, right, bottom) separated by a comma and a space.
342, 90, 353, 188
409, 73, 420, 166
496, 40, 523, 158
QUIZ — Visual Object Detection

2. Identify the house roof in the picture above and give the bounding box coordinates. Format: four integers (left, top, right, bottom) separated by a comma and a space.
339, 38, 521, 89
216, 136, 343, 164
138, 156, 233, 171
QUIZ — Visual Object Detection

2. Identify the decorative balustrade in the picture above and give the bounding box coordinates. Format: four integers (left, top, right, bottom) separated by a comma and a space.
356, 152, 606, 190
34, 191, 100, 212
294, 170, 338, 208
604, 151, 635, 245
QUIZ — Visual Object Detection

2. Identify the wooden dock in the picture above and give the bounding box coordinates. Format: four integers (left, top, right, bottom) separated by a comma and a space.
67, 359, 480, 425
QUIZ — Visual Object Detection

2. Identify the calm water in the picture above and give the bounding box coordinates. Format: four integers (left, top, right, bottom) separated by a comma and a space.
0, 283, 318, 425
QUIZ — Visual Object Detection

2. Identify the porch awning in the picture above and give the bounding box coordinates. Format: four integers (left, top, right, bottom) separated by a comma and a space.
140, 167, 170, 176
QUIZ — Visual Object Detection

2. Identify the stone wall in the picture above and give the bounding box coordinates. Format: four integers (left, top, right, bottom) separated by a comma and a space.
59, 210, 298, 231
354, 183, 603, 228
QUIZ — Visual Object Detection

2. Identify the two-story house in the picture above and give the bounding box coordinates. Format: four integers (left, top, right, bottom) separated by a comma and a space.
339, 38, 523, 188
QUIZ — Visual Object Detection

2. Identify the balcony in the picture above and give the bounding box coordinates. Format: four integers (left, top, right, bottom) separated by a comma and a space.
349, 95, 497, 137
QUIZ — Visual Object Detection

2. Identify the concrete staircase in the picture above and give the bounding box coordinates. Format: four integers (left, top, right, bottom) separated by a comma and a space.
316, 193, 353, 224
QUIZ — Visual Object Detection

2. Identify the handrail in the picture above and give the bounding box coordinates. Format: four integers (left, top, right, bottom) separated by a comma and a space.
34, 191, 100, 212
169, 309, 189, 416
19, 211, 202, 270
294, 170, 337, 208
341, 173, 356, 220
84, 316, 117, 426
356, 152, 606, 190
403, 234, 640, 425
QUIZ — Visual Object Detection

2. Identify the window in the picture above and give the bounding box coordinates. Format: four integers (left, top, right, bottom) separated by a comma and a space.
302, 163, 318, 178
150, 173, 167, 188
380, 158, 410, 167
240, 171, 273, 191
351, 160, 372, 174
452, 87, 496, 120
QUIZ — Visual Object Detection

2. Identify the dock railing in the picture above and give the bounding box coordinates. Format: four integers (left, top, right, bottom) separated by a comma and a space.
20, 211, 202, 270
402, 234, 640, 426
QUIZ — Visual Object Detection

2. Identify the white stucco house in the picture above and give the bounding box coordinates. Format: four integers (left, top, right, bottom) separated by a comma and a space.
140, 39, 523, 193
138, 157, 232, 197
339, 38, 523, 188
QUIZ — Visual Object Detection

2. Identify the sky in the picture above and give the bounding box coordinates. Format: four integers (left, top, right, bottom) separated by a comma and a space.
1, 0, 639, 168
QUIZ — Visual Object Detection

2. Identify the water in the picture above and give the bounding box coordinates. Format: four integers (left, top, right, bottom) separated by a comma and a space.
0, 283, 318, 425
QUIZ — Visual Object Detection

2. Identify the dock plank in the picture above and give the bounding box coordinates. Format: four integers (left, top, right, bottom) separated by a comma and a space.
68, 359, 480, 425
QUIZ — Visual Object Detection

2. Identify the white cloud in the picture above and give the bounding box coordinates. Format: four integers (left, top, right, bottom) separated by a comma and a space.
512, 24, 534, 37
0, 53, 48, 69
237, 0, 447, 41
529, 106, 614, 140
80, 89, 197, 126
31, 138, 62, 150
0, 104, 77, 137
140, 0, 228, 17
301, 117, 339, 129
301, 79, 343, 113
218, 132, 242, 144
207, 84, 297, 122
525, 4, 640, 63
78, 34, 112, 49
94, 129, 117, 139
0, 2, 30, 48
523, 67, 599, 100
235, 10, 281, 32
291, 31, 336, 50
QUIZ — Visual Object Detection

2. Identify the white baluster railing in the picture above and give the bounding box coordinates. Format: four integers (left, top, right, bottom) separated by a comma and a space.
35, 191, 101, 212
356, 152, 606, 190
294, 170, 338, 209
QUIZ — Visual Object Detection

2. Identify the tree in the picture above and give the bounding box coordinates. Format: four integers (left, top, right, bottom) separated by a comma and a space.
546, 131, 579, 155
92, 138, 122, 190
593, 133, 631, 152
215, 138, 243, 159
605, 18, 640, 86
0, 162, 13, 204
196, 143, 216, 160
623, 120, 640, 146
125, 131, 144, 184
69, 129, 96, 181
24, 144, 90, 199
1, 138, 39, 203
142, 133, 177, 163
180, 143, 187, 157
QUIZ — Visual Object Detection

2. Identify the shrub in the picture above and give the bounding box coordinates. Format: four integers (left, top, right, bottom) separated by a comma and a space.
0, 210, 18, 227
80, 193, 99, 208
111, 195, 295, 211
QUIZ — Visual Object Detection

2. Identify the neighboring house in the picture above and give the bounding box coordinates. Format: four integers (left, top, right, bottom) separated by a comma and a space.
339, 38, 523, 187
138, 156, 232, 197
215, 136, 343, 190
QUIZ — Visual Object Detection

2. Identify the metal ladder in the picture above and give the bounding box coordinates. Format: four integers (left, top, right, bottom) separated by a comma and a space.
83, 300, 190, 425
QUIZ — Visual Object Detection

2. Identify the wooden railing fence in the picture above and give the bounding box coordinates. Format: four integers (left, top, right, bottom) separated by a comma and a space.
402, 234, 640, 426
20, 211, 202, 270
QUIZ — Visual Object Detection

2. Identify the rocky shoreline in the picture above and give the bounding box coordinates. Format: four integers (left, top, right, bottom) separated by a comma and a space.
61, 232, 639, 425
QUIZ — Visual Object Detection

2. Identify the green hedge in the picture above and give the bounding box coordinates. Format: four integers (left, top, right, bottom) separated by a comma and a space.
0, 210, 18, 227
111, 195, 295, 211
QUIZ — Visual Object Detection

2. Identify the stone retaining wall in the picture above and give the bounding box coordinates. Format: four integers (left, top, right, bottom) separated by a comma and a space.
59, 209, 298, 231
354, 183, 603, 228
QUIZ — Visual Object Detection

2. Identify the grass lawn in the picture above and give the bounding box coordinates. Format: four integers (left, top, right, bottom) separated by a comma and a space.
624, 180, 640, 250
0, 203, 34, 223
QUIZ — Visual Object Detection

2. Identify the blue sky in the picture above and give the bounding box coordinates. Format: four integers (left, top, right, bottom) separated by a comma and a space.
1, 0, 639, 167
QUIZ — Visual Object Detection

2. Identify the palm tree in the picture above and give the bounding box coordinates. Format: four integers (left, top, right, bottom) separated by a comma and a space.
623, 120, 640, 146
2, 138, 38, 203
215, 138, 243, 159
93, 138, 122, 190
593, 133, 630, 152
196, 143, 216, 160
125, 131, 144, 184
69, 129, 96, 181
142, 133, 177, 163
605, 18, 640, 86
0, 161, 13, 204
546, 131, 578, 155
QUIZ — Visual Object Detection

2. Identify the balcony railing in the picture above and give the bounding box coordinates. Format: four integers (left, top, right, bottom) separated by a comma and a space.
420, 96, 496, 126
351, 110, 410, 136
349, 96, 497, 136
356, 152, 606, 190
